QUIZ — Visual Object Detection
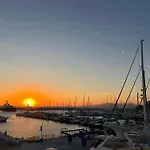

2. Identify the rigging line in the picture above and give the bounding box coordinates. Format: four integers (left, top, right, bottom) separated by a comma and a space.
110, 44, 140, 117
133, 78, 150, 118
119, 68, 141, 118
146, 78, 150, 89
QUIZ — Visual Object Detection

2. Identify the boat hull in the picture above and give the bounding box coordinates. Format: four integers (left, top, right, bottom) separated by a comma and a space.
0, 108, 16, 112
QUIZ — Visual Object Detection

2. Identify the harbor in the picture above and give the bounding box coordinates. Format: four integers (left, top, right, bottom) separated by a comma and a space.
1, 1, 150, 149
0, 39, 150, 150
15, 109, 140, 129
0, 111, 84, 138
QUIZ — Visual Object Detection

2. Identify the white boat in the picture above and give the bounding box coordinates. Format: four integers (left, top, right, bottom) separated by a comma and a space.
113, 40, 150, 144
90, 40, 150, 149
90, 134, 150, 150
0, 101, 16, 112
104, 122, 150, 143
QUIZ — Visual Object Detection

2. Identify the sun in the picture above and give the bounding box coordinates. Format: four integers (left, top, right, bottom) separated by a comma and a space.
23, 98, 36, 107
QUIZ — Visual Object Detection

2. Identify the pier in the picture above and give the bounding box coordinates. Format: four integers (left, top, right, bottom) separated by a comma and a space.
60, 128, 98, 147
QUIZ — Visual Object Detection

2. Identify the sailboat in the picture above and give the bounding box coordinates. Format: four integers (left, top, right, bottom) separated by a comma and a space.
90, 134, 135, 150
90, 39, 150, 149
108, 39, 150, 142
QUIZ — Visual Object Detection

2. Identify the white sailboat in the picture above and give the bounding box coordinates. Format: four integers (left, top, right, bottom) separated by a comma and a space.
90, 134, 135, 150
90, 39, 150, 150
117, 39, 150, 144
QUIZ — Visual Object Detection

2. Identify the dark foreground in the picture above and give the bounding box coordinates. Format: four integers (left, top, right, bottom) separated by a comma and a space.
1, 136, 92, 150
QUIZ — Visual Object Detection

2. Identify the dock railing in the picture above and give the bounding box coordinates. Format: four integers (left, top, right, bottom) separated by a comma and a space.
25, 134, 56, 142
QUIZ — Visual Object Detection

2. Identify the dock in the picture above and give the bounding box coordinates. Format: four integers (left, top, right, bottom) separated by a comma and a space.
60, 128, 97, 147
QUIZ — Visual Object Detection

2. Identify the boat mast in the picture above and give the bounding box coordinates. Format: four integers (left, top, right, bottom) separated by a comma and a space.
141, 39, 149, 124
83, 92, 85, 108
137, 93, 139, 106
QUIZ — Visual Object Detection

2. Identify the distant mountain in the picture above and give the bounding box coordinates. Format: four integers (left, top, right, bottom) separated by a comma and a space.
92, 103, 136, 109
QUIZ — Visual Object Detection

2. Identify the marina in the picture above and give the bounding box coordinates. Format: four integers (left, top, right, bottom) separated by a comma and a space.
0, 111, 84, 138
1, 1, 150, 149
0, 39, 150, 150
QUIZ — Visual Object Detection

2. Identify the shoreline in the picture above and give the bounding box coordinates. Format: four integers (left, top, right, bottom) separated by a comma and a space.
16, 111, 103, 129
0, 112, 83, 139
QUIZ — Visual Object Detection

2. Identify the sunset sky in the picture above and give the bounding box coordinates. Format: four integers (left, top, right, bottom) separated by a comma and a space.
0, 0, 150, 106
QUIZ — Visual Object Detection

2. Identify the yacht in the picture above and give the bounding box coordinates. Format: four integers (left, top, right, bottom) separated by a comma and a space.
91, 40, 150, 149
0, 101, 16, 112
90, 134, 150, 150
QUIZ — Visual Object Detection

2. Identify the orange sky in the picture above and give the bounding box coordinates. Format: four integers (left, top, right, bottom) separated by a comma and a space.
1, 1, 150, 107
0, 85, 143, 107
0, 73, 149, 107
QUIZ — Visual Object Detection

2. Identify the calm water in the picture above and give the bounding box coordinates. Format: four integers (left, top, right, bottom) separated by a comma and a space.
0, 111, 83, 138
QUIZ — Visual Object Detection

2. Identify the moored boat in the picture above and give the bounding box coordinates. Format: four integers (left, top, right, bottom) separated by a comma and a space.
90, 134, 150, 150
0, 101, 16, 112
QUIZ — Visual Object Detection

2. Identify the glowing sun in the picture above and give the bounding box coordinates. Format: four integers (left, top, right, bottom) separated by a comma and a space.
23, 98, 36, 107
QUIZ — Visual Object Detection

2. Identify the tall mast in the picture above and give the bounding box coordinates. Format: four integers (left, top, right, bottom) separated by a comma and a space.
74, 96, 77, 108
141, 39, 149, 124
83, 92, 85, 108
87, 97, 90, 108
106, 95, 108, 109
